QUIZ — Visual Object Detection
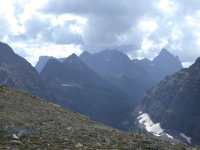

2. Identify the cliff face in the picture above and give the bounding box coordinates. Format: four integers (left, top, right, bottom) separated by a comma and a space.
0, 42, 46, 98
0, 85, 194, 149
137, 57, 200, 145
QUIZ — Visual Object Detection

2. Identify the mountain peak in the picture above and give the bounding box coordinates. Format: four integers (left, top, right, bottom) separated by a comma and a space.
153, 48, 180, 62
63, 53, 81, 64
0, 42, 15, 57
152, 48, 182, 75
35, 56, 55, 73
101, 49, 123, 55
159, 48, 173, 57
98, 49, 131, 62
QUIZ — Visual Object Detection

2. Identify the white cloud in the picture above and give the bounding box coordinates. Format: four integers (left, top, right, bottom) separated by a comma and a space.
182, 61, 193, 68
139, 19, 158, 32
141, 34, 153, 50
0, 0, 200, 66
11, 42, 82, 65
157, 0, 178, 15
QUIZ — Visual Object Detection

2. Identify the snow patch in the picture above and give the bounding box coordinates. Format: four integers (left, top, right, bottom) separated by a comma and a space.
166, 134, 173, 139
180, 133, 192, 144
137, 113, 163, 136
137, 113, 173, 139
62, 83, 74, 87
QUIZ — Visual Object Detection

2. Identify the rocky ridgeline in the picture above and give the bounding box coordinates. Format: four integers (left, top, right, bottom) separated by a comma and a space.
0, 85, 198, 149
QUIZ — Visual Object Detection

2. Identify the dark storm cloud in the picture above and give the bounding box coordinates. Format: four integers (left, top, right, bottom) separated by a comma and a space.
41, 0, 155, 49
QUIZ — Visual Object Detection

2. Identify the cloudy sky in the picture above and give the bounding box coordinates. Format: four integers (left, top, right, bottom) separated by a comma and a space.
0, 0, 200, 67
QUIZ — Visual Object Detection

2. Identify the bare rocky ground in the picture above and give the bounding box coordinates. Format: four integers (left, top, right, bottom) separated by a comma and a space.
0, 85, 199, 150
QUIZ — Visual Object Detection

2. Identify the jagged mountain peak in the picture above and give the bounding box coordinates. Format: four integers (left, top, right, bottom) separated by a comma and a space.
152, 48, 182, 75
35, 56, 55, 73
63, 53, 81, 64
160, 48, 171, 55
99, 49, 130, 59
153, 48, 177, 61
46, 58, 61, 65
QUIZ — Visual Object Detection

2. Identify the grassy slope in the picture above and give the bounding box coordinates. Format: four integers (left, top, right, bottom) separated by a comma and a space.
0, 85, 197, 149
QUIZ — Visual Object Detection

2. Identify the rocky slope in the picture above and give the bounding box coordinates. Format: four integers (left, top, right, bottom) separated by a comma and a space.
0, 85, 197, 149
135, 57, 200, 145
40, 54, 134, 129
0, 42, 46, 98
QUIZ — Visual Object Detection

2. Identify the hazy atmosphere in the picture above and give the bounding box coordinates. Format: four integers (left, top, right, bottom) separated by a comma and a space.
1, 1, 200, 148
0, 0, 200, 66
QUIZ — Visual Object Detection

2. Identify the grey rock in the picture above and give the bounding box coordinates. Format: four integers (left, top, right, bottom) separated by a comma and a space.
94, 125, 110, 131
12, 134, 19, 140
3, 126, 43, 138
10, 140, 22, 145
104, 137, 111, 143
75, 143, 83, 148
66, 127, 72, 130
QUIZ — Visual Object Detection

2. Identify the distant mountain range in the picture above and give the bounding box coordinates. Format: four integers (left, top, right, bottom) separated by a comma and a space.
80, 48, 182, 102
134, 57, 200, 145
36, 48, 182, 102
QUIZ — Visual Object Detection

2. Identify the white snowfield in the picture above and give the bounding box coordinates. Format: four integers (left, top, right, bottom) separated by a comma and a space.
62, 83, 74, 87
137, 113, 163, 136
180, 133, 192, 144
137, 112, 194, 144
137, 113, 173, 139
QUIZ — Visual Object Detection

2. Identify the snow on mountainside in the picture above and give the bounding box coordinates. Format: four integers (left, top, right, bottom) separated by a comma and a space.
135, 57, 200, 145
137, 112, 173, 140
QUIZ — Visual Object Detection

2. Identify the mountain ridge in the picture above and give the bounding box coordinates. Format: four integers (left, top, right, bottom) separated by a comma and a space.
40, 54, 135, 129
